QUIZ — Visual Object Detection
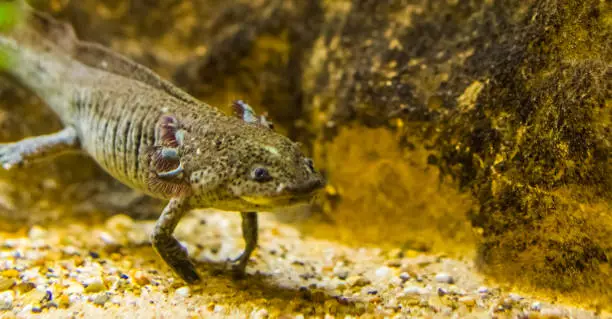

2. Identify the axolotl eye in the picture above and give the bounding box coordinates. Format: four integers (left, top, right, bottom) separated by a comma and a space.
251, 167, 272, 182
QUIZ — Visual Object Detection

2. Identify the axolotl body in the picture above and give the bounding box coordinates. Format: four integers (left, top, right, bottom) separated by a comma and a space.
0, 4, 324, 283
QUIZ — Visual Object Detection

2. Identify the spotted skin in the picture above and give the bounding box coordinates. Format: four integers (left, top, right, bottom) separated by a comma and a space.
0, 7, 324, 283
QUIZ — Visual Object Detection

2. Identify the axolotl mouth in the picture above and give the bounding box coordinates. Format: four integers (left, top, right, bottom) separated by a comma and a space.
240, 178, 325, 207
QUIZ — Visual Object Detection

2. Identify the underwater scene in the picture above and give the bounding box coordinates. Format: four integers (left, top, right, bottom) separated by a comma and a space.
0, 0, 610, 318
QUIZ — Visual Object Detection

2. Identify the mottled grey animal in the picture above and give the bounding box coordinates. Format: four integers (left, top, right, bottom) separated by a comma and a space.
0, 2, 324, 283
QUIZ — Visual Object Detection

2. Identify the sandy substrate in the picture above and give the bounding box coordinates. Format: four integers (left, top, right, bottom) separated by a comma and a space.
0, 210, 608, 319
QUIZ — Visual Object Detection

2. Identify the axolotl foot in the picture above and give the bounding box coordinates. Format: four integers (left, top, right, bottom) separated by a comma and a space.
0, 143, 26, 170
0, 127, 79, 170
230, 212, 258, 279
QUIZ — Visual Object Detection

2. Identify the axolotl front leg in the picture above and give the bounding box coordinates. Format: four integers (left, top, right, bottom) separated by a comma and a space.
150, 115, 259, 283
151, 197, 259, 283
0, 126, 80, 169
150, 197, 201, 283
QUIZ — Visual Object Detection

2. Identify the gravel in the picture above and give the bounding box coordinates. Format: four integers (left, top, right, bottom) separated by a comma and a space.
0, 210, 605, 318
434, 272, 454, 284
175, 286, 190, 297
0, 291, 13, 310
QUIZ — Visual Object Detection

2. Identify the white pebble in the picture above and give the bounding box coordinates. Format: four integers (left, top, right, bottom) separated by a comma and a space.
98, 232, 118, 246
69, 294, 82, 304
2, 239, 18, 248
175, 286, 190, 297
251, 308, 269, 319
62, 246, 80, 256
389, 276, 403, 287
19, 304, 33, 315
0, 291, 14, 310
434, 272, 454, 284
28, 226, 48, 240
541, 307, 565, 318
476, 286, 489, 294
375, 266, 391, 278
92, 293, 110, 305
403, 285, 429, 296
531, 301, 542, 311
508, 293, 523, 301
65, 284, 85, 294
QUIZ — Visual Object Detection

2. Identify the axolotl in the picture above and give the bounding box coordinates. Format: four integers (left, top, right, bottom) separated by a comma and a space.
0, 3, 324, 283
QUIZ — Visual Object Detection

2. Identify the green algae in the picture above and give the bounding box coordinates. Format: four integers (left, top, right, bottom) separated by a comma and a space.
0, 0, 25, 69
0, 1, 24, 32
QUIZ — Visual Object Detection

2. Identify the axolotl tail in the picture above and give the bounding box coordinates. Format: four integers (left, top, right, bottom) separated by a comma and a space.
0, 1, 79, 111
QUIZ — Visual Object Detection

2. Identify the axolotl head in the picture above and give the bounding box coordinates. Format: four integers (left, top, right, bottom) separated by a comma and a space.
148, 101, 325, 212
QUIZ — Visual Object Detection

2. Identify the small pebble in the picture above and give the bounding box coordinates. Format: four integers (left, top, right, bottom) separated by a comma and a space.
399, 272, 411, 282
508, 293, 523, 302
348, 276, 371, 287
458, 296, 476, 307
28, 226, 48, 240
437, 287, 448, 296
375, 266, 391, 278
92, 293, 110, 306
498, 297, 514, 310
22, 289, 48, 308
334, 270, 349, 280
62, 246, 80, 256
98, 232, 119, 246
1, 269, 19, 278
175, 286, 190, 297
20, 305, 33, 315
403, 286, 429, 296
69, 295, 81, 305
58, 294, 71, 308
65, 284, 84, 294
434, 272, 454, 284
2, 239, 18, 249
477, 286, 489, 294
448, 286, 466, 296
0, 278, 15, 291
0, 291, 13, 310
531, 301, 542, 311
252, 308, 269, 319
16, 282, 36, 293
389, 276, 403, 287
540, 307, 565, 318
133, 271, 150, 286
84, 279, 106, 293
